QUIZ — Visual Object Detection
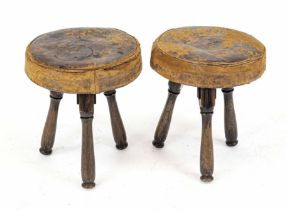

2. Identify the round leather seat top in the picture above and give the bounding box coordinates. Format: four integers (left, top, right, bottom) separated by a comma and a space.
25, 28, 141, 93
151, 26, 266, 88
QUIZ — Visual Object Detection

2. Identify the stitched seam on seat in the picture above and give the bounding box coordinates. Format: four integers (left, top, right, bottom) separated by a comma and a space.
26, 43, 141, 72
154, 42, 266, 67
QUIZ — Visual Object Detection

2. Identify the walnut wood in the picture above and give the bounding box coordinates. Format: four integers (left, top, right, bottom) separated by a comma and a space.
222, 88, 238, 146
78, 94, 96, 189
104, 90, 127, 150
39, 91, 63, 155
153, 81, 182, 148
198, 88, 216, 182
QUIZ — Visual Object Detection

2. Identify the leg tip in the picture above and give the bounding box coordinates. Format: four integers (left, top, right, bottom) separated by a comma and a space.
200, 175, 214, 183
39, 148, 52, 155
82, 182, 96, 189
152, 140, 164, 148
226, 140, 238, 147
116, 142, 128, 150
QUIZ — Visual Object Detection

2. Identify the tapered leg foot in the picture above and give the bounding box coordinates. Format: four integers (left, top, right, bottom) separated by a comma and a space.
82, 182, 96, 189
40, 91, 63, 155
39, 148, 52, 155
152, 140, 165, 148
153, 81, 182, 148
198, 88, 216, 182
222, 88, 238, 147
200, 175, 214, 182
116, 142, 128, 150
104, 90, 128, 150
78, 94, 96, 189
226, 140, 238, 147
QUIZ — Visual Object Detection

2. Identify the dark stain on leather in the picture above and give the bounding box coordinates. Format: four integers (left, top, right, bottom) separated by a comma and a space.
157, 27, 263, 64
28, 28, 138, 69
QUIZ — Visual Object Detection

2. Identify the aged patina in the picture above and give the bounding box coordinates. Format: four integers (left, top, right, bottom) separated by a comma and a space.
25, 28, 142, 93
25, 28, 142, 188
151, 26, 266, 182
151, 26, 266, 88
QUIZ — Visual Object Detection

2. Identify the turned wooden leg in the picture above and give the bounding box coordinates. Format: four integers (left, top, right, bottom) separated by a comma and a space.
40, 91, 63, 155
222, 88, 238, 146
78, 94, 96, 189
104, 90, 127, 150
198, 88, 216, 182
153, 81, 182, 148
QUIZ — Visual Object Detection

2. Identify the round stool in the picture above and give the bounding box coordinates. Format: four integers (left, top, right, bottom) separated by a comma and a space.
25, 28, 142, 188
150, 26, 266, 182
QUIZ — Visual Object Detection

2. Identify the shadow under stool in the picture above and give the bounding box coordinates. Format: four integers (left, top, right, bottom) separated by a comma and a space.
25, 28, 142, 188
150, 26, 266, 182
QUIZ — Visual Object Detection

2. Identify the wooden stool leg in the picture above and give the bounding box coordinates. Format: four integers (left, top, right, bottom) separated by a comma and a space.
78, 94, 96, 189
153, 81, 182, 148
198, 88, 216, 182
104, 90, 128, 150
222, 88, 238, 146
40, 91, 63, 155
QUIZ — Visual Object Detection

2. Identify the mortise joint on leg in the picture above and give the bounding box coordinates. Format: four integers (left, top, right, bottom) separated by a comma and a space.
198, 88, 216, 113
77, 94, 96, 105
168, 81, 182, 95
50, 91, 63, 100
221, 88, 234, 93
104, 90, 116, 96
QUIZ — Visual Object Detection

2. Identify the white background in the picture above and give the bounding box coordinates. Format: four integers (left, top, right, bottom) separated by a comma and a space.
0, 0, 286, 209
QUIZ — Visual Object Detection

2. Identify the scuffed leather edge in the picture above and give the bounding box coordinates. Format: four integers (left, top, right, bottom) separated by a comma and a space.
25, 42, 142, 93
150, 41, 266, 88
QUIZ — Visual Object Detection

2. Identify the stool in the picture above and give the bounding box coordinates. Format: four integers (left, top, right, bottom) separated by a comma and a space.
25, 28, 141, 188
150, 26, 266, 182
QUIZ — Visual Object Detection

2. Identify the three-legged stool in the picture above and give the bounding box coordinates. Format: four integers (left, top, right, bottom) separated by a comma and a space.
25, 28, 142, 188
150, 26, 266, 182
